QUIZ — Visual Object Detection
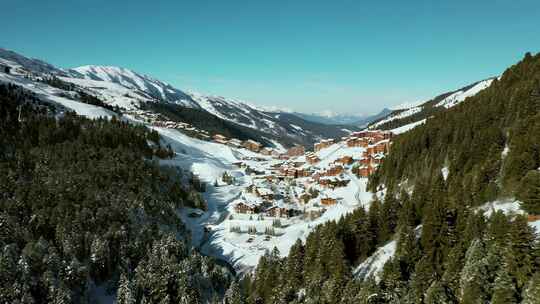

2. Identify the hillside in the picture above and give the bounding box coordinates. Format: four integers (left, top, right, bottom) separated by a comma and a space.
243, 53, 540, 303
368, 78, 495, 132
0, 84, 233, 303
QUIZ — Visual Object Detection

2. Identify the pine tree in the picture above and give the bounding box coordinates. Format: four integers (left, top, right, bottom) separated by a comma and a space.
117, 273, 136, 304
459, 239, 489, 303
519, 170, 540, 214
424, 280, 455, 304
508, 215, 535, 290
521, 272, 540, 304
224, 281, 244, 304
491, 262, 518, 304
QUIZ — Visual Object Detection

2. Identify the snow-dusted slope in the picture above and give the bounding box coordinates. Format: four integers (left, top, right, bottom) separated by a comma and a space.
0, 72, 115, 119
354, 240, 397, 281
354, 225, 422, 282
69, 65, 200, 108
369, 78, 496, 133
435, 78, 494, 109
0, 47, 66, 75
370, 106, 422, 129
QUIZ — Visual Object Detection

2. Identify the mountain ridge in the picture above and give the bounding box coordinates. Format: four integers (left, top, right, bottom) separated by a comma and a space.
0, 48, 360, 147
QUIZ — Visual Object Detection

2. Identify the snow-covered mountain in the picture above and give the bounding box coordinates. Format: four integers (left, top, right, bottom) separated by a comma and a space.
66, 64, 361, 146
368, 78, 496, 133
0, 48, 358, 147
68, 65, 200, 108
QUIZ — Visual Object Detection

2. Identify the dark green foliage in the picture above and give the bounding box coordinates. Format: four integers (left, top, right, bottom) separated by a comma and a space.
518, 170, 540, 214
0, 84, 229, 303
244, 53, 540, 303
369, 53, 540, 211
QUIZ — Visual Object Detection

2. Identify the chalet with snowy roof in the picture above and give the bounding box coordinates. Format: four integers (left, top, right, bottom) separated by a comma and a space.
260, 147, 273, 156
213, 134, 228, 144
347, 137, 368, 148
318, 177, 350, 189
321, 197, 337, 206
356, 165, 375, 178
255, 188, 274, 201
243, 139, 262, 152
323, 164, 344, 176
371, 154, 385, 165
374, 142, 390, 153
306, 152, 320, 164
265, 205, 290, 218
360, 156, 372, 166
287, 145, 305, 157
335, 156, 354, 165
314, 139, 334, 152
234, 201, 258, 214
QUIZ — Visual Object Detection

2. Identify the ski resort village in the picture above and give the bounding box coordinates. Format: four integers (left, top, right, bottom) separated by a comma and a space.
124, 101, 394, 272
147, 122, 395, 272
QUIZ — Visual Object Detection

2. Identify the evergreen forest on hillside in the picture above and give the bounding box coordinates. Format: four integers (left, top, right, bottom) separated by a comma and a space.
0, 84, 232, 303
241, 53, 540, 304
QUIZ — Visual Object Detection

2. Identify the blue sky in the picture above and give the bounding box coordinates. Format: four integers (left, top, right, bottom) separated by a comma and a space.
1, 0, 539, 114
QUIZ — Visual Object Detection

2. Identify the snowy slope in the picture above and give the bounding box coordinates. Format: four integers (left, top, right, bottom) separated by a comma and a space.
0, 47, 66, 75
69, 65, 200, 108
201, 141, 376, 273
390, 119, 426, 135
368, 78, 496, 133
0, 72, 115, 119
354, 225, 422, 282
370, 106, 422, 129
435, 78, 494, 108
354, 240, 397, 281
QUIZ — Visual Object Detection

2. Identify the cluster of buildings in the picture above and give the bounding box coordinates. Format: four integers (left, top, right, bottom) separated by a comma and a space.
233, 183, 306, 218
228, 130, 394, 223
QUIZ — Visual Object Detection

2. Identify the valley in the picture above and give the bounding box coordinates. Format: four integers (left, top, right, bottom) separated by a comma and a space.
1, 46, 540, 304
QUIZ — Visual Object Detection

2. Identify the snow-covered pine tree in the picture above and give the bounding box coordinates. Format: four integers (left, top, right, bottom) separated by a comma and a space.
116, 273, 136, 304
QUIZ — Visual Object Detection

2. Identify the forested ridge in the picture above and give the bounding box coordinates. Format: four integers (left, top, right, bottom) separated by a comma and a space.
241, 53, 540, 303
0, 83, 232, 303
366, 80, 489, 131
